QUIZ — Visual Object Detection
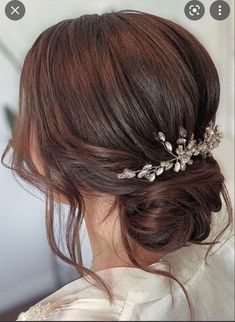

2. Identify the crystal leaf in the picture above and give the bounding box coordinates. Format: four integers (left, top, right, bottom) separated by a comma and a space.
176, 145, 184, 155
206, 135, 212, 143
165, 163, 173, 170
123, 169, 136, 178
180, 163, 186, 171
187, 140, 196, 150
155, 167, 164, 176
179, 127, 187, 137
186, 150, 193, 156
165, 141, 172, 152
117, 172, 126, 179
200, 143, 207, 152
160, 161, 167, 167
179, 154, 190, 162
177, 138, 187, 144
212, 141, 219, 148
158, 132, 166, 142
193, 150, 200, 156
211, 136, 217, 143
188, 159, 193, 165
143, 164, 153, 170
174, 161, 181, 172
146, 172, 156, 182
137, 170, 148, 178
189, 133, 194, 140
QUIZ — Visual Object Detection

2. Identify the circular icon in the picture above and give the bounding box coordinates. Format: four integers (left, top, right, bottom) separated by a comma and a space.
185, 0, 205, 20
5, 0, 25, 21
210, 1, 230, 20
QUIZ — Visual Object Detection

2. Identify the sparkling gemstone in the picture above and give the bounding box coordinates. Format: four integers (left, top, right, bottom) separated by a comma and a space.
137, 170, 148, 178
174, 161, 181, 172
146, 172, 156, 182
165, 141, 173, 152
165, 163, 173, 170
155, 167, 164, 176
187, 140, 197, 149
158, 132, 166, 141
143, 164, 153, 170
160, 161, 167, 167
123, 169, 136, 178
176, 145, 184, 155
177, 138, 187, 144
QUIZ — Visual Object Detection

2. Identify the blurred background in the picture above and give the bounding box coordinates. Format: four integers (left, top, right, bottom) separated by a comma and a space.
0, 0, 234, 320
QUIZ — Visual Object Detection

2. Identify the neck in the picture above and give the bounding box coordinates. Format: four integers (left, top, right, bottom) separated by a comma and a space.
83, 192, 164, 272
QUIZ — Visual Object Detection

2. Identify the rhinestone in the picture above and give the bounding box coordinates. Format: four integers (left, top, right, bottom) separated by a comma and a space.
189, 133, 194, 140
137, 170, 148, 178
206, 135, 212, 142
165, 163, 173, 170
165, 141, 173, 152
180, 154, 190, 162
174, 161, 181, 172
143, 164, 153, 170
176, 145, 184, 155
146, 172, 156, 182
177, 138, 187, 144
186, 150, 193, 156
212, 141, 219, 148
187, 140, 197, 149
158, 132, 166, 141
200, 144, 208, 152
117, 173, 127, 179
123, 169, 136, 178
156, 167, 164, 176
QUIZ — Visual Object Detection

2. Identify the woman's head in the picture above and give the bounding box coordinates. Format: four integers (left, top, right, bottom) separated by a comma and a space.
2, 9, 232, 318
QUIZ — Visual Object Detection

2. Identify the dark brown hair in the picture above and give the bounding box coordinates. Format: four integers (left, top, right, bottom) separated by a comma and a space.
1, 9, 233, 320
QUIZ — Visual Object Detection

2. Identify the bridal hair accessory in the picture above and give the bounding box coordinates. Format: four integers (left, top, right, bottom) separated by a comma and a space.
117, 121, 223, 182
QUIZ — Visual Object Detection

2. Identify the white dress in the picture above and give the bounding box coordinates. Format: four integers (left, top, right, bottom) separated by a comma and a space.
16, 208, 234, 321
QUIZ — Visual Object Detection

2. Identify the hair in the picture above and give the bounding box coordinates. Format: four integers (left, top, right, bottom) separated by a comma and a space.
1, 9, 233, 320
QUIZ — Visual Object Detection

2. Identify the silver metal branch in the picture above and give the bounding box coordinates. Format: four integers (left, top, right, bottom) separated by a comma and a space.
117, 121, 223, 182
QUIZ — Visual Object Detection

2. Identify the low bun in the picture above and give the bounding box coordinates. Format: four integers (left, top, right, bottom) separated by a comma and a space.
121, 157, 224, 253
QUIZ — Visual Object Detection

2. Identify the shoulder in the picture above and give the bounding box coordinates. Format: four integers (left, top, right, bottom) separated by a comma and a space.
16, 297, 125, 321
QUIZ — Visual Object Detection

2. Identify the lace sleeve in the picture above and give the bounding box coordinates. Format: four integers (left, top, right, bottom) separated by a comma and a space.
16, 298, 77, 321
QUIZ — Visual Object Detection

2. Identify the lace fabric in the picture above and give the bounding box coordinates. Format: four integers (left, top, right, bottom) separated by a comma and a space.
16, 298, 76, 321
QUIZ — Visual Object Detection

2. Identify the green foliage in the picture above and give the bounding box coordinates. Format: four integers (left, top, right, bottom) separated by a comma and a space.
3, 105, 17, 132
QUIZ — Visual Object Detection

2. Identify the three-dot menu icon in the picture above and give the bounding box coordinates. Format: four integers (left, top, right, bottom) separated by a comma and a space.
210, 1, 230, 20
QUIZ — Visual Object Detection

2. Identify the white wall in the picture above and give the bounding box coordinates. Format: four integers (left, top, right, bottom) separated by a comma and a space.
0, 0, 234, 314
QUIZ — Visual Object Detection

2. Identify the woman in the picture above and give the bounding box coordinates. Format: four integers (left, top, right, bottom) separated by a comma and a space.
2, 9, 234, 321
